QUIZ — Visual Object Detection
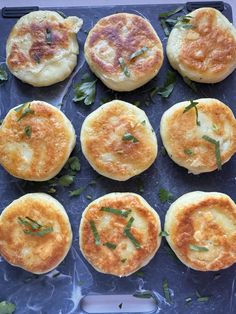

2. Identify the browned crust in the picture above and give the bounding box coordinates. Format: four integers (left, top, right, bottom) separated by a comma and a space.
179, 9, 236, 75
80, 194, 160, 276
85, 13, 163, 77
0, 195, 71, 273
169, 196, 236, 271
0, 101, 74, 180
7, 18, 72, 70
163, 100, 236, 172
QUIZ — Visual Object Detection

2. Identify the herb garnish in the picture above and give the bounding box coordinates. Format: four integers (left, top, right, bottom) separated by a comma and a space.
101, 207, 131, 218
133, 290, 154, 299
159, 6, 184, 36
174, 15, 193, 29
45, 28, 52, 44
159, 188, 173, 203
65, 156, 81, 172
73, 74, 97, 105
163, 279, 171, 303
124, 217, 141, 249
157, 70, 176, 98
15, 103, 34, 121
130, 47, 148, 61
184, 148, 193, 155
159, 231, 169, 237
202, 135, 222, 170
89, 220, 100, 245
0, 301, 16, 314
189, 244, 209, 252
212, 124, 218, 132
161, 146, 167, 156
122, 132, 139, 143
118, 57, 130, 77
69, 187, 84, 197
103, 242, 117, 250
0, 66, 8, 84
24, 125, 32, 137
58, 175, 75, 187
196, 290, 210, 302
18, 216, 53, 237
183, 100, 200, 126
121, 258, 127, 263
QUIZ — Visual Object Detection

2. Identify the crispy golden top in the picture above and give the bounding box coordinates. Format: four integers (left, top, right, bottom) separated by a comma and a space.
79, 193, 161, 276
81, 100, 157, 181
161, 99, 236, 173
0, 101, 75, 181
85, 13, 163, 78
7, 12, 81, 71
179, 8, 236, 76
168, 193, 236, 271
0, 194, 72, 274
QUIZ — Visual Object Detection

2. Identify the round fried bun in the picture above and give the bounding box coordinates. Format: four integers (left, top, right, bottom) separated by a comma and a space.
0, 193, 72, 274
79, 192, 161, 276
84, 13, 163, 91
165, 191, 236, 271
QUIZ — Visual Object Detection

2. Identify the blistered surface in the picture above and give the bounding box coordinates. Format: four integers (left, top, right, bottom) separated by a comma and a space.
0, 3, 236, 314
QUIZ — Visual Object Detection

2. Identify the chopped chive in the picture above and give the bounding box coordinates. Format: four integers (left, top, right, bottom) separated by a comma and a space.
101, 207, 131, 217
184, 148, 193, 155
122, 132, 139, 143
189, 244, 209, 252
163, 279, 171, 303
24, 226, 53, 236
69, 187, 84, 197
103, 242, 117, 250
118, 57, 130, 77
183, 100, 200, 126
202, 135, 222, 170
197, 296, 209, 302
89, 220, 100, 245
24, 125, 32, 137
124, 217, 141, 249
133, 290, 153, 299
130, 46, 148, 60
159, 230, 169, 237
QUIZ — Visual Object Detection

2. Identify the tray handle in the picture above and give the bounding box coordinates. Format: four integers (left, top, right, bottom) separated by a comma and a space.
2, 7, 39, 18
186, 1, 224, 11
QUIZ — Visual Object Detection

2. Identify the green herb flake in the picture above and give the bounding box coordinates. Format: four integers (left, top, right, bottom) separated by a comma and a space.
69, 187, 84, 197
101, 207, 131, 218
163, 279, 171, 303
197, 296, 209, 302
122, 132, 139, 143
89, 220, 100, 245
118, 57, 130, 77
121, 258, 127, 263
15, 103, 34, 121
183, 100, 200, 126
212, 124, 219, 132
24, 125, 32, 137
48, 187, 56, 194
73, 74, 97, 105
159, 230, 169, 237
159, 188, 173, 203
45, 28, 52, 44
161, 146, 167, 156
58, 175, 75, 187
130, 46, 148, 60
159, 6, 184, 35
182, 76, 198, 93
189, 244, 209, 252
157, 71, 176, 98
133, 100, 141, 107
103, 242, 117, 250
0, 301, 16, 314
124, 217, 141, 249
0, 66, 8, 83
184, 148, 193, 155
18, 216, 53, 237
66, 156, 81, 172
202, 135, 222, 170
175, 15, 193, 29
133, 290, 153, 299
141, 120, 146, 125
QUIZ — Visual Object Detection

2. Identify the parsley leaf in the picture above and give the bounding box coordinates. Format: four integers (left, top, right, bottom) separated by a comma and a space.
69, 187, 84, 197
157, 70, 176, 98
159, 231, 169, 237
159, 188, 173, 203
66, 156, 81, 172
0, 66, 8, 84
73, 74, 97, 105
58, 175, 75, 187
118, 57, 130, 77
0, 301, 16, 314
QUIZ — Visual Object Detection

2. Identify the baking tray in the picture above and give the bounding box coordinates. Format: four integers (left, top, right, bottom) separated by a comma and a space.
0, 2, 235, 314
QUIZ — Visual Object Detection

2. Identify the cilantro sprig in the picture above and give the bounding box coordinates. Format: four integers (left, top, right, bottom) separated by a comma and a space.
73, 74, 97, 105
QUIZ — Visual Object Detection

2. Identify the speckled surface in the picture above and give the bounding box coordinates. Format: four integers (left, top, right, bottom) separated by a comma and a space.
0, 3, 236, 314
